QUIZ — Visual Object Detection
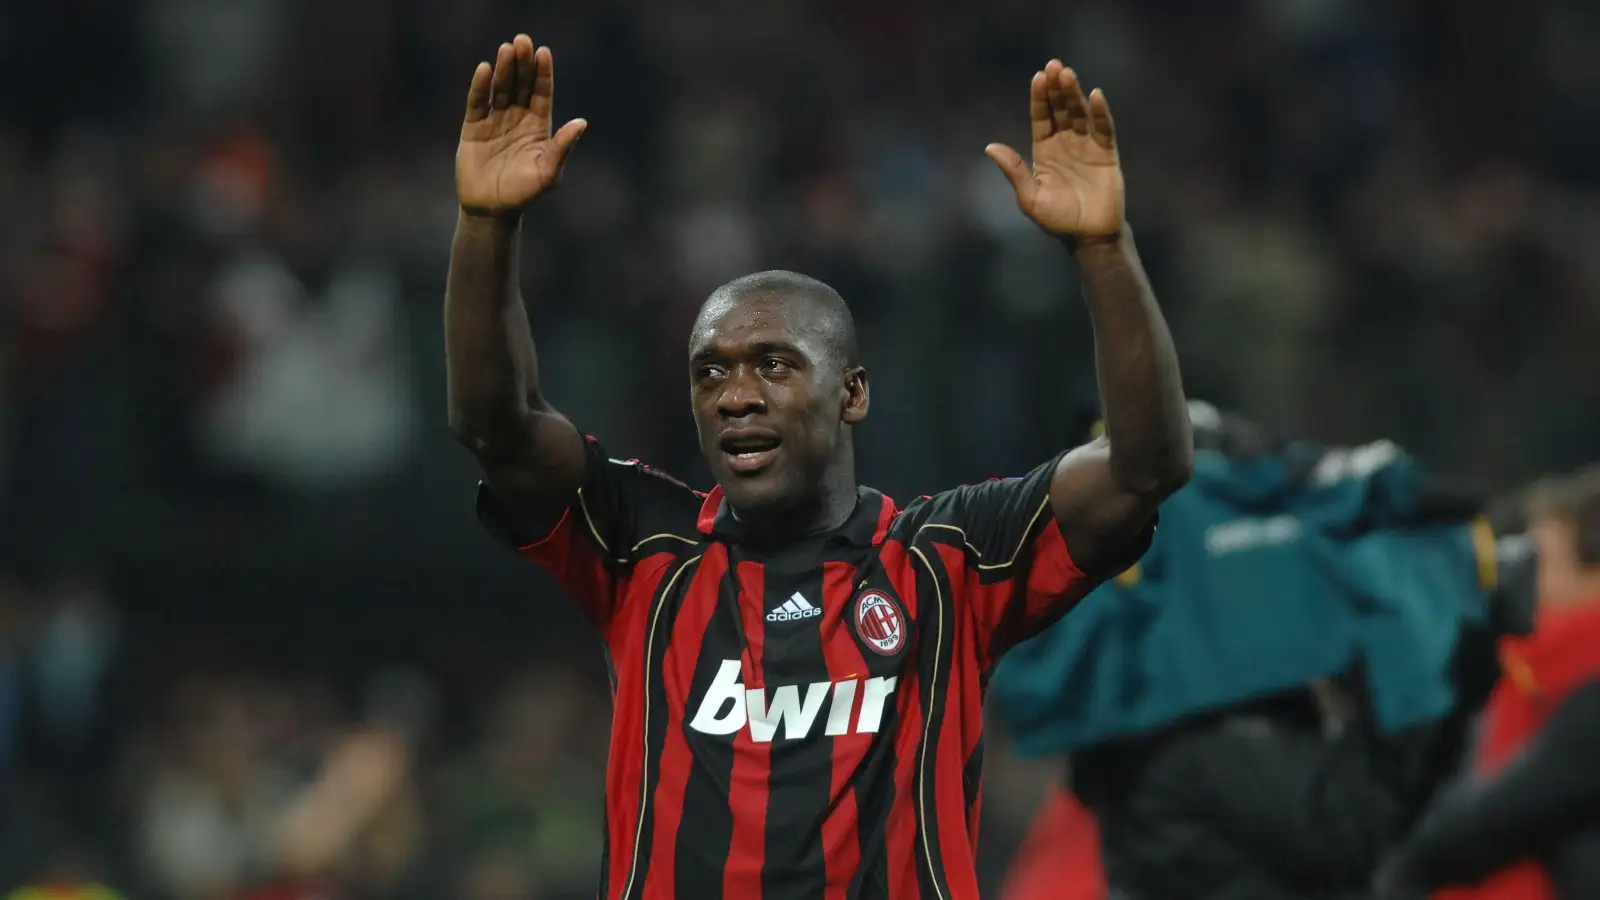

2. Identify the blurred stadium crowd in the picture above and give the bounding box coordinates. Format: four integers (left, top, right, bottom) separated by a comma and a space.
0, 0, 1598, 897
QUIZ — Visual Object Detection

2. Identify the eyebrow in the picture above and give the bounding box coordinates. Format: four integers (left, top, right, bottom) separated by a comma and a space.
690, 340, 807, 364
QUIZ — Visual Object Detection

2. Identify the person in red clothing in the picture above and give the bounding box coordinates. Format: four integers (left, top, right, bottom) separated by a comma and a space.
446, 33, 1194, 900
1377, 466, 1600, 900
998, 782, 1103, 900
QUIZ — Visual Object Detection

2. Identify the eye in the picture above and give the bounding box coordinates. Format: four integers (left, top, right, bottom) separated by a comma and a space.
696, 364, 726, 381
760, 357, 791, 374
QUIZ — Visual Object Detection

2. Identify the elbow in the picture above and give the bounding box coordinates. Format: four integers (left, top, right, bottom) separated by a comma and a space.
1145, 463, 1193, 506
1117, 446, 1193, 504
448, 406, 521, 460
447, 407, 483, 447
1151, 428, 1197, 497
1161, 446, 1196, 495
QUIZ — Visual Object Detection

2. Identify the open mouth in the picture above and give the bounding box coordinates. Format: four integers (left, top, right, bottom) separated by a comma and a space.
719, 430, 782, 474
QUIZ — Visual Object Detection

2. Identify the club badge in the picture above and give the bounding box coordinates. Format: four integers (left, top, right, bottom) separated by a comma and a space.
854, 591, 905, 655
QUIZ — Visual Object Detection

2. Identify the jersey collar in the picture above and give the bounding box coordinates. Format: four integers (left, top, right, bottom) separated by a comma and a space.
696, 485, 896, 549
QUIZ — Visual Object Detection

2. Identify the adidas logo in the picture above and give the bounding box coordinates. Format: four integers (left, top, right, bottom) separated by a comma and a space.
766, 592, 822, 623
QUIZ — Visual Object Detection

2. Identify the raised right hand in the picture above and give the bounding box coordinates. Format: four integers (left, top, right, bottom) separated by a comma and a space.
457, 35, 587, 219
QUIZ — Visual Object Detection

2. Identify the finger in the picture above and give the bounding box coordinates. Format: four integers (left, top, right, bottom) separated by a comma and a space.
529, 46, 555, 128
1059, 67, 1092, 135
550, 117, 589, 171
510, 34, 536, 108
984, 143, 1034, 201
1088, 88, 1117, 149
489, 42, 515, 110
464, 62, 493, 123
1044, 59, 1072, 135
1029, 71, 1053, 143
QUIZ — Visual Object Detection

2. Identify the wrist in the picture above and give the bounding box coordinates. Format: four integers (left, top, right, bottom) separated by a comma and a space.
457, 207, 523, 238
1063, 222, 1131, 257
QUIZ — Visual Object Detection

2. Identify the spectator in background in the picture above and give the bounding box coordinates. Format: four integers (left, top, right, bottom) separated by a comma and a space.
253, 669, 434, 900
133, 678, 302, 900
195, 165, 417, 497
0, 129, 126, 560
438, 668, 608, 900
2, 565, 126, 881
260, 725, 424, 899
30, 569, 119, 763
128, 669, 437, 900
27, 565, 122, 841
1377, 467, 1600, 900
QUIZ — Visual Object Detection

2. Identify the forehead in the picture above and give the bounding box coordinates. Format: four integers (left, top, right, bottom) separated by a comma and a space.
688, 293, 828, 360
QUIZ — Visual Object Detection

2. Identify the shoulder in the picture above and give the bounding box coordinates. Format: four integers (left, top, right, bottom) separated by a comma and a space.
598, 452, 700, 501
888, 490, 959, 542
895, 470, 1055, 530
890, 477, 1054, 555
580, 441, 707, 556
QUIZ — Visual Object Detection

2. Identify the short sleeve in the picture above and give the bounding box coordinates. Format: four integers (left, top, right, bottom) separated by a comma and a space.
915, 452, 1153, 662
476, 435, 701, 627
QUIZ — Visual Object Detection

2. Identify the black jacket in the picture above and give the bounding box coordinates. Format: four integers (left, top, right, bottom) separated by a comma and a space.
1074, 687, 1446, 900
1376, 678, 1600, 899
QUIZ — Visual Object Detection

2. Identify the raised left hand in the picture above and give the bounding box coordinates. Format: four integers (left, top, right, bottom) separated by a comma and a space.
986, 60, 1125, 241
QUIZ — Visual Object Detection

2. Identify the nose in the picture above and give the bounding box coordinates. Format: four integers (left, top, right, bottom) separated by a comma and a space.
716, 366, 767, 419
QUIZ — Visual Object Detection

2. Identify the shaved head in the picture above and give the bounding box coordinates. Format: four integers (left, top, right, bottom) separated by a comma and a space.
687, 269, 870, 522
695, 270, 858, 372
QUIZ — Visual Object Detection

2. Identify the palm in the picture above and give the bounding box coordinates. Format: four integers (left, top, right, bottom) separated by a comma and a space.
457, 37, 587, 218
986, 62, 1126, 240
1023, 128, 1124, 237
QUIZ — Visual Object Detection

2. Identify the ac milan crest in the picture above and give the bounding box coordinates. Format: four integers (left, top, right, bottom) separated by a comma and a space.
854, 591, 905, 655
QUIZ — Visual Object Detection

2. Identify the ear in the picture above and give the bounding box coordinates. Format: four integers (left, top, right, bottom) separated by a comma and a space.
841, 366, 869, 425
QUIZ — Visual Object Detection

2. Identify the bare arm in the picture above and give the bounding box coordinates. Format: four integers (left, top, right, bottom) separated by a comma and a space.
987, 61, 1192, 575
272, 729, 414, 879
445, 212, 584, 538
446, 36, 589, 540
1051, 226, 1190, 571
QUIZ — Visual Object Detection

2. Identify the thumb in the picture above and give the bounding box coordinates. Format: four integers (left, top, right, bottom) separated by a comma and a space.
984, 143, 1032, 196
551, 117, 588, 165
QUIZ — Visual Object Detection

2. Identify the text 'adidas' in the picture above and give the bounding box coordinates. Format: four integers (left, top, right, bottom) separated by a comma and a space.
767, 592, 822, 623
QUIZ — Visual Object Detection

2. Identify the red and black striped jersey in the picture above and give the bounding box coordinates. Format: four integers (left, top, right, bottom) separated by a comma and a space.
478, 436, 1132, 900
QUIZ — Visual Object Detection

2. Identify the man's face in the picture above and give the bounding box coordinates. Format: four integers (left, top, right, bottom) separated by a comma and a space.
1530, 516, 1600, 609
688, 294, 866, 515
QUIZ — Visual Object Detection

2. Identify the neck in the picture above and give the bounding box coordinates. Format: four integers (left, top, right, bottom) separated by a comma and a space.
735, 468, 859, 550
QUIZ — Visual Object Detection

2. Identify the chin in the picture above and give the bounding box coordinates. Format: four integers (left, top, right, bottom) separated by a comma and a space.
716, 471, 803, 516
